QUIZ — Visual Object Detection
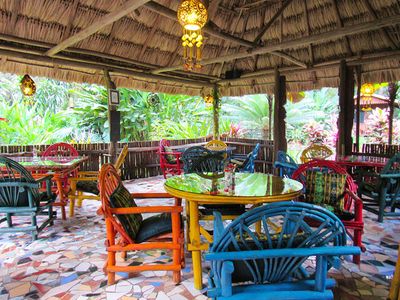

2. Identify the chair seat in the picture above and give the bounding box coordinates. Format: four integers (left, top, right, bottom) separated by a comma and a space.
200, 204, 246, 216
135, 213, 183, 243
76, 180, 99, 195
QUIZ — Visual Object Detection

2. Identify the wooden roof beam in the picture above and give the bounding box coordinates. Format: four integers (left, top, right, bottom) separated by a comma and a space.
253, 0, 294, 45
153, 15, 400, 73
7, 0, 22, 35
302, 0, 314, 65
330, 0, 353, 56
143, 1, 255, 48
45, 0, 151, 57
208, 0, 223, 20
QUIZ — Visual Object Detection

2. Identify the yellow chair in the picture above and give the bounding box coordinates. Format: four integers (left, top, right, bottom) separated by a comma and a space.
205, 140, 227, 151
389, 246, 400, 300
300, 144, 333, 163
68, 145, 129, 217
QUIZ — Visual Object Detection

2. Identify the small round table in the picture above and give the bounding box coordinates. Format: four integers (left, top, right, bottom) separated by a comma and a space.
164, 172, 303, 289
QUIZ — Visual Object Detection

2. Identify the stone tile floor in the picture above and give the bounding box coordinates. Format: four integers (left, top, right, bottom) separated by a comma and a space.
0, 175, 399, 300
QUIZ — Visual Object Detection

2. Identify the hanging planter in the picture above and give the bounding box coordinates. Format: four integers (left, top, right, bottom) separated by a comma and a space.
20, 74, 36, 96
147, 93, 160, 107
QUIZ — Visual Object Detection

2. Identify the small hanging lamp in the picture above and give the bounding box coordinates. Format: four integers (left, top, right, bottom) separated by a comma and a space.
177, 0, 208, 71
361, 83, 374, 112
20, 74, 36, 96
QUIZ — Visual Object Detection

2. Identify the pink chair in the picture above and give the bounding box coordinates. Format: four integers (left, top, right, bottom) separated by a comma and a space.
158, 139, 183, 179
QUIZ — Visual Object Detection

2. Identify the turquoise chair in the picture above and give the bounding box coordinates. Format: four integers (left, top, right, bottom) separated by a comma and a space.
231, 143, 260, 173
274, 150, 298, 178
206, 202, 360, 300
0, 156, 56, 240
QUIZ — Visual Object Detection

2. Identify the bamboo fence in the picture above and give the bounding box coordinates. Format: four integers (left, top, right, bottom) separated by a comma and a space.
0, 137, 274, 180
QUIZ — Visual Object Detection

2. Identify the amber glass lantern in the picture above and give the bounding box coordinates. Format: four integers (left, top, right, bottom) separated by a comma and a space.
360, 83, 374, 112
177, 0, 208, 71
20, 74, 36, 96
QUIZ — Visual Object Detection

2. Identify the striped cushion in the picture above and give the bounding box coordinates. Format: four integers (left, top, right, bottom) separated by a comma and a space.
305, 170, 347, 213
109, 183, 143, 240
76, 180, 99, 195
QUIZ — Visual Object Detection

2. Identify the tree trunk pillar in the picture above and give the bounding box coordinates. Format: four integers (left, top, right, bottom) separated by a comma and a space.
273, 69, 287, 161
388, 82, 398, 144
337, 60, 355, 156
355, 66, 362, 153
212, 86, 220, 140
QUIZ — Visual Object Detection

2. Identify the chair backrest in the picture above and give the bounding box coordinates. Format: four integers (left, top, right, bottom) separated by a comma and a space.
292, 160, 357, 211
300, 144, 333, 163
99, 163, 134, 244
379, 152, 400, 194
210, 201, 347, 284
382, 152, 400, 175
0, 156, 40, 207
114, 145, 129, 171
42, 142, 79, 157
239, 143, 260, 173
205, 140, 227, 151
181, 146, 226, 173
277, 150, 297, 165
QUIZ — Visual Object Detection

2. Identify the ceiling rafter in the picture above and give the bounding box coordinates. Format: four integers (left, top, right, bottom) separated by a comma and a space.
253, 0, 294, 45
208, 0, 223, 20
362, 0, 398, 49
138, 15, 161, 58
330, 0, 353, 56
61, 0, 80, 40
153, 15, 400, 73
45, 0, 151, 57
7, 0, 22, 35
302, 0, 313, 65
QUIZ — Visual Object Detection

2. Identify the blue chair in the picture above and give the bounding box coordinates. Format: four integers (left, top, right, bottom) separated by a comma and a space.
231, 143, 260, 173
205, 201, 360, 300
0, 156, 56, 240
274, 150, 298, 178
358, 152, 400, 222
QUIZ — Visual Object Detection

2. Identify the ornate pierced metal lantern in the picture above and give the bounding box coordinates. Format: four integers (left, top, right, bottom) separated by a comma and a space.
20, 74, 36, 96
177, 0, 208, 71
361, 83, 375, 111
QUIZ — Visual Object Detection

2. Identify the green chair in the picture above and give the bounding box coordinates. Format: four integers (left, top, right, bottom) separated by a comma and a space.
0, 156, 56, 240
358, 152, 400, 222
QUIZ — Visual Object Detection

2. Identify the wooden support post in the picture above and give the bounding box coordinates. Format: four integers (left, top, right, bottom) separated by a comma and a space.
273, 69, 287, 161
355, 66, 362, 153
104, 70, 120, 162
212, 87, 220, 140
388, 82, 398, 145
337, 60, 355, 156
267, 94, 273, 140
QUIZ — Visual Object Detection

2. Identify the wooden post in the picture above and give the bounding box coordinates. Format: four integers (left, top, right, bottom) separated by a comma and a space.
355, 66, 362, 153
212, 86, 220, 140
337, 60, 355, 156
267, 94, 273, 140
388, 82, 398, 145
104, 70, 120, 163
273, 69, 287, 161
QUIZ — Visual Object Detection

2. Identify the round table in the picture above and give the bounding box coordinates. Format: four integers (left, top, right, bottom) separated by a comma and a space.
164, 172, 303, 289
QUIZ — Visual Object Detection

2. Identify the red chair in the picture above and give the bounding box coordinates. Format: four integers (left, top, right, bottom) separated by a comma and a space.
292, 160, 364, 264
158, 139, 183, 179
42, 143, 80, 219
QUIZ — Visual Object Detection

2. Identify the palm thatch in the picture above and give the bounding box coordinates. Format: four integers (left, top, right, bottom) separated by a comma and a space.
0, 0, 399, 96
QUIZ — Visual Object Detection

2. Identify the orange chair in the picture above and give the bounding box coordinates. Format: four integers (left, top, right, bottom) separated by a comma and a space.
99, 163, 184, 285
158, 139, 183, 178
300, 144, 333, 163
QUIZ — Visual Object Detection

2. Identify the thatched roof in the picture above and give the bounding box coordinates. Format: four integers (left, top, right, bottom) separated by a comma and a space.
0, 0, 399, 96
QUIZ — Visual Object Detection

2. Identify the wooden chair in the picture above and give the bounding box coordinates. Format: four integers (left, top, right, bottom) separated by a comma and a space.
42, 142, 80, 219
292, 160, 364, 264
158, 139, 183, 179
231, 143, 260, 173
205, 202, 360, 299
0, 156, 56, 240
205, 140, 227, 151
68, 145, 128, 217
98, 163, 183, 285
300, 144, 333, 163
358, 152, 400, 222
274, 150, 298, 178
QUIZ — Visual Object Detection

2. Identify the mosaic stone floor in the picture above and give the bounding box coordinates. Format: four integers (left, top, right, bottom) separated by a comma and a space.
0, 175, 399, 300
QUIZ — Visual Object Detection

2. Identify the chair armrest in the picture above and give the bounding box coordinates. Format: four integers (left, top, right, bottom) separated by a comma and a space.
70, 176, 98, 182
110, 205, 183, 215
32, 174, 53, 183
76, 171, 99, 177
162, 151, 181, 159
345, 188, 363, 222
231, 154, 247, 160
130, 192, 172, 198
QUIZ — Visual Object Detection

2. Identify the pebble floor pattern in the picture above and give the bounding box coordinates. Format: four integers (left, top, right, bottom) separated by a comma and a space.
0, 175, 399, 300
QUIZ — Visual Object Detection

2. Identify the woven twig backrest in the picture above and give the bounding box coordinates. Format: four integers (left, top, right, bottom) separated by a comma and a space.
292, 160, 357, 211
211, 202, 346, 284
277, 150, 297, 165
300, 144, 333, 163
98, 163, 133, 244
182, 146, 226, 173
0, 156, 39, 207
241, 143, 260, 172
380, 153, 400, 195
114, 145, 129, 171
42, 142, 79, 157
382, 153, 400, 175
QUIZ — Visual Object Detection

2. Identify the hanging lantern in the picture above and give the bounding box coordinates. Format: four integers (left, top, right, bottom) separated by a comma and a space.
203, 93, 214, 106
361, 83, 375, 112
177, 0, 208, 71
20, 74, 36, 96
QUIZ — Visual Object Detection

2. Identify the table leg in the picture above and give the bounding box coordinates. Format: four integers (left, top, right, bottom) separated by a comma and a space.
189, 201, 203, 290
54, 175, 67, 220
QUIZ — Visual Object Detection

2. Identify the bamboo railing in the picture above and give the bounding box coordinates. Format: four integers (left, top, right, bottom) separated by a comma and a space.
0, 137, 274, 180
352, 143, 400, 157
